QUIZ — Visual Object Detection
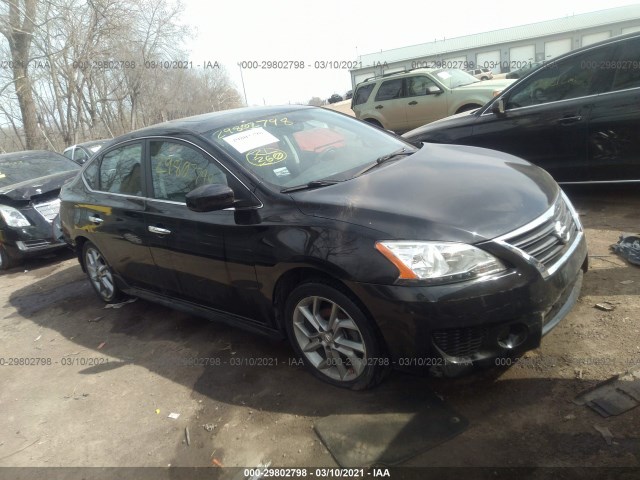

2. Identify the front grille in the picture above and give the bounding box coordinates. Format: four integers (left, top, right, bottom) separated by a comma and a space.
33, 198, 61, 223
499, 194, 581, 276
432, 326, 486, 358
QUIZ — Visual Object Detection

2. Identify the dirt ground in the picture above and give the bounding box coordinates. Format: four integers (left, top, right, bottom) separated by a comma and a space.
0, 185, 638, 473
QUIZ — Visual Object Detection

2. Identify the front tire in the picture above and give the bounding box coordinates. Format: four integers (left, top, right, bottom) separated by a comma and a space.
284, 282, 386, 390
83, 242, 123, 303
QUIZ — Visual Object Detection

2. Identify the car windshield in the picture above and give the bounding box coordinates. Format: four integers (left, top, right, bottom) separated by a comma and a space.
0, 152, 80, 188
207, 108, 413, 189
433, 69, 480, 88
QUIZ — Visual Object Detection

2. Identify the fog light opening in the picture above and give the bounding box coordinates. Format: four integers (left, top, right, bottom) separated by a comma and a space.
497, 323, 528, 349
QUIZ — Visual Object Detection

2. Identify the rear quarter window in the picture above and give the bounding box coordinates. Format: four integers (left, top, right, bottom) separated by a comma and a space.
353, 83, 375, 106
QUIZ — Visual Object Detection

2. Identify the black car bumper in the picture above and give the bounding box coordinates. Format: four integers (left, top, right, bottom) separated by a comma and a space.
1, 211, 67, 262
347, 232, 588, 376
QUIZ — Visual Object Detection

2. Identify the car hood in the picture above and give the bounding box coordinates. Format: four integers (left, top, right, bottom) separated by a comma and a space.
291, 143, 559, 243
402, 109, 479, 141
0, 171, 78, 202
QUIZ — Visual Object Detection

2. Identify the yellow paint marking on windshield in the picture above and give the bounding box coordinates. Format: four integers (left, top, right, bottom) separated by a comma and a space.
216, 117, 293, 139
246, 148, 287, 167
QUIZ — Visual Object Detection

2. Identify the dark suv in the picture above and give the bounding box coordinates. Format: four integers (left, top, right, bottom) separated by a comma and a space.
404, 32, 640, 183
60, 106, 587, 389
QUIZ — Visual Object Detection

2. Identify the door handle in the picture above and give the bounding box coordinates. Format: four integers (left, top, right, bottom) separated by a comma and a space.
88, 215, 103, 224
375, 105, 384, 109
148, 226, 171, 235
408, 101, 418, 105
557, 115, 583, 125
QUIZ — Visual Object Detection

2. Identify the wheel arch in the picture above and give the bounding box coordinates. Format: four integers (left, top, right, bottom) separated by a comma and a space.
363, 117, 384, 128
455, 103, 482, 114
74, 235, 90, 272
271, 266, 388, 354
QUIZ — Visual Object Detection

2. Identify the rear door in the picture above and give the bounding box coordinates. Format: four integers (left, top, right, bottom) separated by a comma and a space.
588, 36, 640, 181
371, 78, 407, 131
78, 141, 161, 291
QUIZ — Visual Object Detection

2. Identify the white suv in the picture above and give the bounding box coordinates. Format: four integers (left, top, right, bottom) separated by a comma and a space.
466, 68, 494, 80
351, 68, 514, 133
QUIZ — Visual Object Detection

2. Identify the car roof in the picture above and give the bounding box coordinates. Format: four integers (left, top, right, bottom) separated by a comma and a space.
108, 105, 314, 145
77, 139, 110, 149
0, 150, 69, 162
356, 68, 439, 87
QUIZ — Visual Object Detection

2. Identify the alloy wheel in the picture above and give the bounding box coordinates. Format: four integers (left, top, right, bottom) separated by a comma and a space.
85, 246, 115, 301
292, 295, 367, 382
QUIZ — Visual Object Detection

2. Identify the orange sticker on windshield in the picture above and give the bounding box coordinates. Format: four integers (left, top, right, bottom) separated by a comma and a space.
246, 148, 287, 167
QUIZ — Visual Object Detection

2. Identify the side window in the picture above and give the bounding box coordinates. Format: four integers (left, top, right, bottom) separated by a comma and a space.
507, 46, 614, 108
83, 159, 99, 189
99, 143, 143, 195
150, 141, 227, 202
63, 148, 74, 160
353, 83, 375, 106
611, 37, 640, 92
406, 76, 438, 96
374, 78, 403, 101
75, 149, 88, 164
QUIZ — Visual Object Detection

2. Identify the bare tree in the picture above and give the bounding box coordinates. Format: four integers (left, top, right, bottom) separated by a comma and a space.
0, 0, 243, 152
0, 0, 43, 149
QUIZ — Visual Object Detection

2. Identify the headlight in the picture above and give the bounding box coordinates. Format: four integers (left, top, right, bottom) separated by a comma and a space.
375, 241, 506, 284
0, 205, 31, 227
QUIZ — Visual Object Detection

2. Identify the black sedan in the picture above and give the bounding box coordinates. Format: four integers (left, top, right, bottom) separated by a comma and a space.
59, 105, 587, 389
0, 150, 80, 269
403, 32, 640, 183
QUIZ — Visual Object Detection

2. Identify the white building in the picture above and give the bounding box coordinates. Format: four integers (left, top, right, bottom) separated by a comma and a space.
351, 5, 640, 87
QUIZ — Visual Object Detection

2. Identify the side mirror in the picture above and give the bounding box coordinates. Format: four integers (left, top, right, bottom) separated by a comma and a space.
186, 184, 235, 212
426, 86, 443, 95
492, 98, 505, 115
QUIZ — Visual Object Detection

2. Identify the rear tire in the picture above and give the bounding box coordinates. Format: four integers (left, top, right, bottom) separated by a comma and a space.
284, 282, 387, 390
82, 241, 124, 303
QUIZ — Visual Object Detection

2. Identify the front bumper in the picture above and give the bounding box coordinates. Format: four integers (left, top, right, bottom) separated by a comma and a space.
1, 205, 67, 261
347, 209, 588, 376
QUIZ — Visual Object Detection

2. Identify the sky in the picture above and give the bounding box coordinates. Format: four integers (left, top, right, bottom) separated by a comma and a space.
181, 0, 639, 106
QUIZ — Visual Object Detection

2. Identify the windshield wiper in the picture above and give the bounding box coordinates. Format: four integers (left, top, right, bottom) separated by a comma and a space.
354, 148, 413, 177
280, 180, 340, 193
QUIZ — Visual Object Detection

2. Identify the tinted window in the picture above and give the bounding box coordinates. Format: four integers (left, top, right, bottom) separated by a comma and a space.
63, 148, 74, 159
611, 37, 640, 92
353, 83, 375, 106
374, 78, 403, 101
99, 143, 143, 195
150, 141, 227, 202
406, 76, 438, 96
507, 46, 614, 108
75, 148, 88, 163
